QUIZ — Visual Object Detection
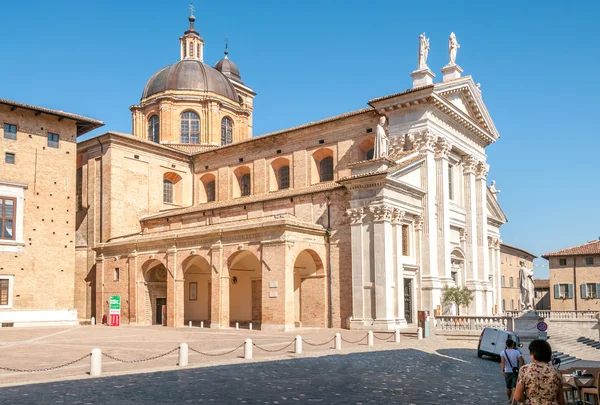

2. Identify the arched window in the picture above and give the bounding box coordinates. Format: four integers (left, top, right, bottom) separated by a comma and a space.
501, 276, 505, 287
319, 156, 334, 182
366, 148, 374, 160
163, 179, 174, 204
509, 277, 514, 288
188, 42, 194, 58
221, 117, 233, 145
181, 111, 200, 144
206, 181, 216, 202
148, 115, 160, 144
240, 173, 251, 197
502, 299, 506, 312
278, 166, 290, 189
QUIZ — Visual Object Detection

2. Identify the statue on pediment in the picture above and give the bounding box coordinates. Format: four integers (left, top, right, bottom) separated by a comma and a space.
418, 33, 430, 70
490, 180, 501, 198
519, 260, 535, 311
374, 116, 389, 159
448, 32, 460, 65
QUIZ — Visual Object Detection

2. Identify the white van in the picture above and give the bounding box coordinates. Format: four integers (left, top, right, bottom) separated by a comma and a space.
477, 328, 522, 359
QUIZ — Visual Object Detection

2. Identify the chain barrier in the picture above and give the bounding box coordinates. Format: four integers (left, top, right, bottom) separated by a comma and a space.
0, 353, 91, 373
189, 342, 245, 357
373, 334, 394, 342
102, 347, 178, 364
302, 336, 336, 347
252, 340, 296, 353
341, 334, 368, 344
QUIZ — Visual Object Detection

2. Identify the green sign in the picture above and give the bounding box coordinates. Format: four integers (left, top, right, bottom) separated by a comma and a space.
110, 296, 121, 315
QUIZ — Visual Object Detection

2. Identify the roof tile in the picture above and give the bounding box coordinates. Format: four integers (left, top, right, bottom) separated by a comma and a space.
542, 240, 600, 258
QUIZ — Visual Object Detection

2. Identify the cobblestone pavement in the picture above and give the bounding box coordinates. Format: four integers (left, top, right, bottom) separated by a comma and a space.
1, 347, 507, 404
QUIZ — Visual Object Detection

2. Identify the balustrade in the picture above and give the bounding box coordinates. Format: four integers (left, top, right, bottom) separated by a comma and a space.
435, 315, 508, 331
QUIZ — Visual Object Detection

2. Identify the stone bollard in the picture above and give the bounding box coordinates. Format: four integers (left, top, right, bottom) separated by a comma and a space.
417, 327, 423, 340
249, 322, 253, 331
189, 321, 192, 328
395, 328, 401, 343
295, 335, 302, 354
244, 338, 253, 360
90, 348, 102, 377
178, 343, 189, 367
91, 317, 96, 326
335, 333, 342, 350
367, 331, 374, 347
236, 322, 239, 330
200, 321, 204, 329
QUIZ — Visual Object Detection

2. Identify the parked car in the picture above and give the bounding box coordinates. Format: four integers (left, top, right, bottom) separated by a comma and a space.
477, 327, 522, 359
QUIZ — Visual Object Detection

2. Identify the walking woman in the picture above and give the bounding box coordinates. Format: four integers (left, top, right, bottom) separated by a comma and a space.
514, 340, 564, 405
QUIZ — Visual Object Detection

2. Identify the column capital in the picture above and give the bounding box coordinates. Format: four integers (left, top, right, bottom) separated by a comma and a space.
413, 215, 424, 231
347, 207, 365, 224
370, 204, 393, 222
459, 228, 467, 242
462, 155, 478, 174
476, 161, 489, 180
415, 130, 437, 153
435, 136, 452, 159
392, 208, 405, 224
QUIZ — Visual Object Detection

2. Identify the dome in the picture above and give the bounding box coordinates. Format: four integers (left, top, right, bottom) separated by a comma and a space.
214, 56, 243, 84
142, 59, 239, 101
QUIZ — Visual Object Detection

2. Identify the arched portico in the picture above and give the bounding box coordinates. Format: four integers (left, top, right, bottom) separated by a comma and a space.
293, 249, 326, 327
182, 255, 212, 326
228, 250, 262, 326
140, 259, 168, 325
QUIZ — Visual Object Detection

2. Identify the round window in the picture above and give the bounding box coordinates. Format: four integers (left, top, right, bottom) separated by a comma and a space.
232, 276, 238, 284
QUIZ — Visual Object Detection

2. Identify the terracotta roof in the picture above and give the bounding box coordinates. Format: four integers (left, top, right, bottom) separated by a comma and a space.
500, 243, 537, 259
542, 240, 600, 258
368, 85, 434, 104
165, 144, 219, 154
142, 181, 343, 221
533, 279, 550, 289
0, 98, 104, 136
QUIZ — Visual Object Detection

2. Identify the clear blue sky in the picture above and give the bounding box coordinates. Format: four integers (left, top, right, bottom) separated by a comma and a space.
2, 1, 599, 278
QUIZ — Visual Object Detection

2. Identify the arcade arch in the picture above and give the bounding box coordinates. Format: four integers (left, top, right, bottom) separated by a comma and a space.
182, 255, 212, 326
293, 249, 326, 327
227, 250, 262, 326
141, 259, 168, 325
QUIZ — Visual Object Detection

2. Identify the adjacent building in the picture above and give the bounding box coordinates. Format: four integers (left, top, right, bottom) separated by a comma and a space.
543, 240, 600, 311
0, 99, 102, 325
499, 243, 536, 313
75, 13, 508, 331
533, 279, 550, 310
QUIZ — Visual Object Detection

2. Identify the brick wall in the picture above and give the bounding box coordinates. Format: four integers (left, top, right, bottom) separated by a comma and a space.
549, 255, 600, 311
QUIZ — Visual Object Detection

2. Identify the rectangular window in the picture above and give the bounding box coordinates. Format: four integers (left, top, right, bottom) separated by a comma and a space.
0, 197, 16, 240
5, 153, 15, 164
448, 164, 454, 200
402, 225, 409, 256
501, 299, 505, 312
509, 256, 512, 265
0, 279, 8, 306
585, 257, 594, 266
189, 282, 197, 301
76, 167, 83, 211
501, 275, 505, 287
582, 283, 599, 299
163, 180, 174, 204
559, 258, 567, 266
510, 299, 514, 310
554, 283, 573, 299
113, 268, 120, 281
509, 277, 514, 288
47, 133, 59, 148
3, 124, 17, 140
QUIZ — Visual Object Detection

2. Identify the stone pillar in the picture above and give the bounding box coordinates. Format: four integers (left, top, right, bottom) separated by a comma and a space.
261, 240, 292, 331
127, 251, 138, 325
435, 137, 452, 284
210, 243, 227, 329
348, 208, 366, 322
95, 254, 105, 322
495, 239, 503, 313
392, 209, 407, 327
370, 204, 396, 329
416, 131, 440, 313
462, 155, 481, 314
414, 216, 424, 313
476, 161, 491, 315
166, 246, 183, 328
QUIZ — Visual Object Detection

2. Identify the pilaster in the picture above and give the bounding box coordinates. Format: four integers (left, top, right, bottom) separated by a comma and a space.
95, 254, 105, 322
435, 136, 452, 285
261, 239, 293, 331
370, 204, 396, 329
392, 209, 407, 327
127, 251, 138, 325
166, 245, 182, 328
348, 208, 365, 322
462, 155, 481, 314
210, 243, 226, 329
476, 161, 491, 314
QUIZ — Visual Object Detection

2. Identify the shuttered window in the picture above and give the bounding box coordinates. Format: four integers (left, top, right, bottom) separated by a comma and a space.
0, 197, 16, 240
554, 284, 573, 299
0, 279, 8, 306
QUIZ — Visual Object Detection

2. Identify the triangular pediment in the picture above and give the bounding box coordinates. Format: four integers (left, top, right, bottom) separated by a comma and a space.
487, 187, 507, 224
434, 77, 500, 140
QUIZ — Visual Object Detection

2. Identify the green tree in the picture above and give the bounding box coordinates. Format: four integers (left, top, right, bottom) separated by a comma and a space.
442, 286, 474, 316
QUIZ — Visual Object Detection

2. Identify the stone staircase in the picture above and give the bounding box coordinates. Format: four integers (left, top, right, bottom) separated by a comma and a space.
547, 329, 600, 364
577, 336, 600, 350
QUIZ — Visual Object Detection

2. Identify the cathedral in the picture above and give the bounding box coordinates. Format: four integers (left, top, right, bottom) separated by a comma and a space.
74, 13, 507, 331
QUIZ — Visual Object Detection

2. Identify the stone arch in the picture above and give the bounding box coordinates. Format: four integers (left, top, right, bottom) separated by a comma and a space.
140, 258, 168, 325
269, 157, 291, 191
232, 166, 251, 198
199, 173, 216, 203
163, 172, 183, 205
182, 255, 212, 326
227, 250, 262, 326
311, 148, 334, 184
450, 248, 466, 286
358, 137, 375, 161
293, 249, 326, 327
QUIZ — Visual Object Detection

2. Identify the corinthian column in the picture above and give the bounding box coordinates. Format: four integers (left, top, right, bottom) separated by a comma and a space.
462, 155, 481, 314
476, 161, 491, 314
392, 209, 407, 327
435, 136, 452, 285
370, 204, 396, 329
347, 207, 366, 323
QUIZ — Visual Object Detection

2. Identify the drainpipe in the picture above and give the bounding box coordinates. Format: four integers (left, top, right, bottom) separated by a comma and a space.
573, 256, 578, 311
325, 193, 333, 329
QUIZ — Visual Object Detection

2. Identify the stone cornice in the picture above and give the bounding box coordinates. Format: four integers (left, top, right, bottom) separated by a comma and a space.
430, 94, 495, 145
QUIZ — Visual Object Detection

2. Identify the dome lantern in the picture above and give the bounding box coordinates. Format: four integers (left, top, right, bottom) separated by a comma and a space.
179, 3, 204, 61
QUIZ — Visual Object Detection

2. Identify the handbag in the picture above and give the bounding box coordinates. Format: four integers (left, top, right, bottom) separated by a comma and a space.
505, 350, 520, 376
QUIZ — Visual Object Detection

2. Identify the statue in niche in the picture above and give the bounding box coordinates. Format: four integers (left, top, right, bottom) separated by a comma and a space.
448, 32, 460, 65
490, 180, 501, 198
418, 33, 430, 70
373, 116, 389, 159
519, 260, 535, 311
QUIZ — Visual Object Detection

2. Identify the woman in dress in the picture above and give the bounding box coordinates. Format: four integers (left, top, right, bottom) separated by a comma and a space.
514, 340, 564, 405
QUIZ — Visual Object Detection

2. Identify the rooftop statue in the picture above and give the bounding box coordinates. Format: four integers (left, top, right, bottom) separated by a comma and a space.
448, 32, 460, 65
490, 180, 501, 198
418, 33, 430, 70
